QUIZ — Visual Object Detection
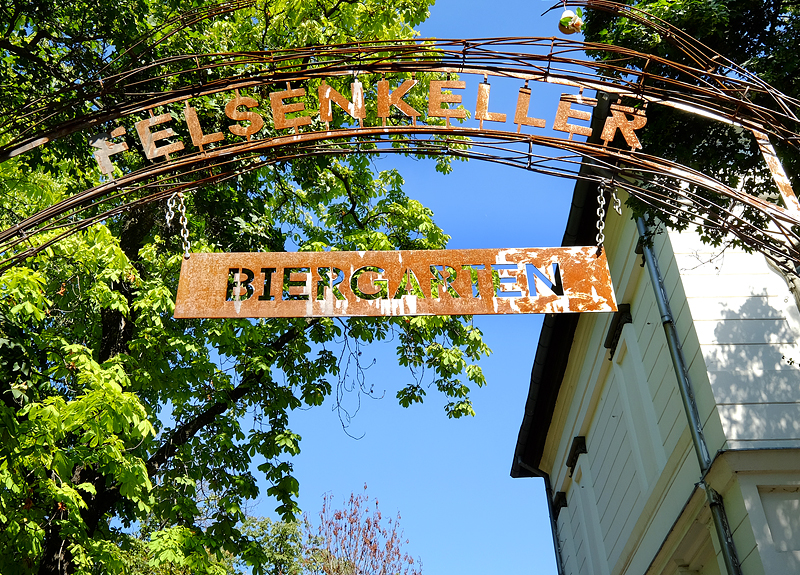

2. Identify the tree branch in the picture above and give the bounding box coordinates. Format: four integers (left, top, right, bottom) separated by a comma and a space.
0, 38, 70, 83
324, 0, 360, 18
39, 316, 315, 575
328, 166, 366, 229
146, 322, 313, 475
2, 2, 23, 39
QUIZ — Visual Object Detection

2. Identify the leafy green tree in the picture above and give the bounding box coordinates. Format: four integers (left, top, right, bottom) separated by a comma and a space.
121, 514, 301, 575
121, 486, 418, 575
581, 0, 800, 243
0, 2, 489, 574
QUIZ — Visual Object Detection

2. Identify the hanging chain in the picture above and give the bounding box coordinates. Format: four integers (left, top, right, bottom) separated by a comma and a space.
165, 192, 191, 258
166, 194, 176, 225
177, 193, 190, 258
596, 181, 607, 248
611, 185, 622, 215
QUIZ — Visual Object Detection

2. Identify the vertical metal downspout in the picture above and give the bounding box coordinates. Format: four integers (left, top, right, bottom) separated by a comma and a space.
543, 473, 566, 575
636, 217, 742, 575
518, 461, 565, 575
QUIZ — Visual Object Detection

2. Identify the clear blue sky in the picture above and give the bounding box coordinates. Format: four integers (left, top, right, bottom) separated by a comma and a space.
258, 2, 577, 574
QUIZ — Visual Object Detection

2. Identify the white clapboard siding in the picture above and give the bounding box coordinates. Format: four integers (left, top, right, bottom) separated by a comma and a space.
566, 223, 709, 573
708, 369, 800, 404
548, 216, 684, 574
545, 210, 800, 575
628, 243, 696, 458
603, 460, 641, 566
693, 319, 796, 344
685, 296, 788, 321
671, 231, 800, 450
560, 493, 582, 575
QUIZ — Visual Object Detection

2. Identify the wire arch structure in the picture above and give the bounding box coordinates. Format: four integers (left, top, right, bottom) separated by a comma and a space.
2, 0, 799, 273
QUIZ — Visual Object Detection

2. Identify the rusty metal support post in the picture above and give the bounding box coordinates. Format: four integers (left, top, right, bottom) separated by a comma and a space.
636, 217, 742, 575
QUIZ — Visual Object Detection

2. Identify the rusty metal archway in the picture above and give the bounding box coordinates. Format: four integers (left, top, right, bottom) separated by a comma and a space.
2, 0, 800, 273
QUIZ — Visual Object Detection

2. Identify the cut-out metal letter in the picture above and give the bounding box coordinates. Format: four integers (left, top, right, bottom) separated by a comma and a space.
475, 82, 506, 129
514, 87, 546, 133
318, 81, 365, 127
553, 93, 597, 139
135, 113, 185, 160
428, 81, 467, 125
377, 79, 420, 126
600, 104, 647, 150
270, 85, 312, 133
184, 102, 224, 150
225, 95, 265, 140
89, 126, 128, 175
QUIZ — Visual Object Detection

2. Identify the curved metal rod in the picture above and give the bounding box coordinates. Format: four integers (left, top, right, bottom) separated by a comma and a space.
3, 130, 799, 273
3, 127, 796, 241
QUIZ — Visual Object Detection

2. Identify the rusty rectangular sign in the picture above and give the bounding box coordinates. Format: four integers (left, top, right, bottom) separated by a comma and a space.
173, 247, 616, 318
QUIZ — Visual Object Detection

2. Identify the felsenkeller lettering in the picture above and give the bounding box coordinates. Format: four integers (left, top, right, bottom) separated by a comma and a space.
90, 76, 647, 175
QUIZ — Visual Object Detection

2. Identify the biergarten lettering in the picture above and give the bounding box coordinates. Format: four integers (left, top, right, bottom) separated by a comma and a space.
90, 77, 647, 175
173, 248, 617, 318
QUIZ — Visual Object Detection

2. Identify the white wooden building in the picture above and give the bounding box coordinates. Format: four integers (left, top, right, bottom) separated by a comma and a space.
511, 176, 800, 575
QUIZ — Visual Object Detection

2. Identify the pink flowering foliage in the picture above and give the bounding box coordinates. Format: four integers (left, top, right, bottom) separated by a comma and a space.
304, 486, 421, 575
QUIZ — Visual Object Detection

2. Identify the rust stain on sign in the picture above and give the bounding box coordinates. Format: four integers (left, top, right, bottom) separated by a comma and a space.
174, 247, 617, 318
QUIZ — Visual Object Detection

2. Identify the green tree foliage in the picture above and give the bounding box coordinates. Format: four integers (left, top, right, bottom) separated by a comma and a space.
122, 486, 418, 575
122, 511, 302, 575
582, 0, 799, 242
0, 2, 490, 574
